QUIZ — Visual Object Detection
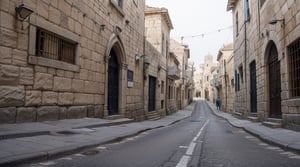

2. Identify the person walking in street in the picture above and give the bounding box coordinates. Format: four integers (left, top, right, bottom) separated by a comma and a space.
216, 97, 221, 110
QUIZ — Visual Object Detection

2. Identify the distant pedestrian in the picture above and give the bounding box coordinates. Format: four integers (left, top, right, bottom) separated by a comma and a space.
216, 97, 221, 110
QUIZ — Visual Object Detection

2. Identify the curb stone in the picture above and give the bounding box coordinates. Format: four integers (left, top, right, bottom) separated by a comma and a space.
0, 105, 194, 166
205, 100, 300, 154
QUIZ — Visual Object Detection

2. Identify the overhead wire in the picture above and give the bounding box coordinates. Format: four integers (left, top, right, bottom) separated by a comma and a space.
172, 25, 233, 42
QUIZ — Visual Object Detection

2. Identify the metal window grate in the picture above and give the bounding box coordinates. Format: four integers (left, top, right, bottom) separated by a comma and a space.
289, 38, 300, 97
36, 28, 76, 64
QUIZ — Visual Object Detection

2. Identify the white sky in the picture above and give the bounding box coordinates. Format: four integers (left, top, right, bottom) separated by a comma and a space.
145, 0, 233, 71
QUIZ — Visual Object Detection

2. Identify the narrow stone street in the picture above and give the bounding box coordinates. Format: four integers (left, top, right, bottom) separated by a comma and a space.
20, 100, 300, 167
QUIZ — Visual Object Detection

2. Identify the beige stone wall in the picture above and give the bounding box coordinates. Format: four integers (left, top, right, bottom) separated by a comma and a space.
230, 0, 300, 130
226, 55, 235, 113
143, 41, 167, 116
216, 44, 234, 113
166, 54, 180, 114
194, 72, 203, 98
199, 54, 218, 102
170, 39, 191, 109
144, 6, 173, 117
0, 0, 146, 123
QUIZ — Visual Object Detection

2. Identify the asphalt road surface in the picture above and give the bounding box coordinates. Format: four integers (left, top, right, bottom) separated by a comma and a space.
22, 100, 300, 167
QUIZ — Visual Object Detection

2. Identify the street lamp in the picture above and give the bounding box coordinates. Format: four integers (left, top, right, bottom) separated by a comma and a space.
269, 17, 285, 26
15, 4, 33, 21
15, 4, 33, 29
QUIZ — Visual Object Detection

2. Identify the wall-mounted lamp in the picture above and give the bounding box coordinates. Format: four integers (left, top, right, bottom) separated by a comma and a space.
135, 54, 148, 62
100, 24, 106, 31
269, 17, 285, 26
15, 4, 33, 21
135, 54, 141, 61
15, 4, 33, 29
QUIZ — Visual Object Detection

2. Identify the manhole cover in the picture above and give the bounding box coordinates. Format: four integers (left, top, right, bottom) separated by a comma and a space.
51, 131, 78, 136
82, 149, 99, 155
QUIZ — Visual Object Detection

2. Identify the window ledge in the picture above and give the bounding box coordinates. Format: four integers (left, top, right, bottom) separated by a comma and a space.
110, 0, 125, 17
28, 56, 80, 72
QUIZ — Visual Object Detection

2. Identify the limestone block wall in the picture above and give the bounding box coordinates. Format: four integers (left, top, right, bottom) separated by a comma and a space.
198, 54, 218, 102
231, 0, 300, 130
260, 0, 300, 131
144, 40, 167, 116
225, 55, 235, 113
0, 0, 145, 123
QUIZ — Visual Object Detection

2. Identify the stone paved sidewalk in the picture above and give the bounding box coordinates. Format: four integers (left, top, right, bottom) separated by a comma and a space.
0, 103, 195, 166
206, 101, 300, 154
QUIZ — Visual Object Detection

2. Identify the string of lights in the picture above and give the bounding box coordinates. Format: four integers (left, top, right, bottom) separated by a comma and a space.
172, 25, 233, 42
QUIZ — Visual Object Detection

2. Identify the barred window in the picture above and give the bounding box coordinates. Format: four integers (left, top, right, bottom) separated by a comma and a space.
289, 38, 300, 97
36, 28, 76, 64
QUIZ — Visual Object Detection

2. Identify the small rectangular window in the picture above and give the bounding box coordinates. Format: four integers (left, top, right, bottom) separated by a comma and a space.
161, 81, 164, 94
127, 70, 133, 82
36, 28, 76, 64
168, 85, 173, 99
244, 0, 250, 22
238, 66, 244, 83
235, 70, 240, 92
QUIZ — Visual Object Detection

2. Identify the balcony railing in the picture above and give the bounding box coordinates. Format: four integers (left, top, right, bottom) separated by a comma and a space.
168, 65, 181, 80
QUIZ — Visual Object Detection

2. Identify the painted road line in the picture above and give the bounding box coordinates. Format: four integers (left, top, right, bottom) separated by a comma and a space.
175, 119, 210, 167
176, 155, 191, 167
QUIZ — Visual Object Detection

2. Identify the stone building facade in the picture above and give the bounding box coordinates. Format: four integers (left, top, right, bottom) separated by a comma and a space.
216, 44, 234, 113
199, 54, 218, 102
144, 6, 173, 119
0, 0, 146, 123
167, 52, 180, 114
227, 0, 300, 131
170, 39, 192, 109
186, 61, 195, 104
194, 72, 203, 98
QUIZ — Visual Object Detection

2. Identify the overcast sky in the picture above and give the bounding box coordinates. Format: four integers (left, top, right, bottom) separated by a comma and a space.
145, 0, 233, 71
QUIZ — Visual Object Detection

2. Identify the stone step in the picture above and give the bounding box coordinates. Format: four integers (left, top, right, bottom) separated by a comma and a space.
249, 112, 258, 117
106, 115, 124, 120
232, 111, 242, 119
247, 116, 259, 122
146, 112, 161, 121
262, 121, 282, 128
267, 118, 283, 123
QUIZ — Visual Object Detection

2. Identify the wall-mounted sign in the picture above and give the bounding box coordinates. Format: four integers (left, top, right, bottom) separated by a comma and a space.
127, 70, 133, 88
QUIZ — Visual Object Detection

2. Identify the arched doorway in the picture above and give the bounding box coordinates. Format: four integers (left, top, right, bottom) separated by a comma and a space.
104, 33, 127, 118
107, 49, 119, 115
268, 42, 282, 118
